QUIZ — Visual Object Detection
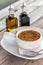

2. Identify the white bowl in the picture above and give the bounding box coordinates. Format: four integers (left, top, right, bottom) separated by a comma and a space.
16, 27, 42, 51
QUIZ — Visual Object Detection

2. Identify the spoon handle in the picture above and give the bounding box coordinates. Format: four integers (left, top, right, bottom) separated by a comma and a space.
29, 49, 43, 53
38, 49, 43, 53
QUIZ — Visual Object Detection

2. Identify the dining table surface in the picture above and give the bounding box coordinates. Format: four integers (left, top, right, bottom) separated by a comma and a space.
0, 16, 43, 65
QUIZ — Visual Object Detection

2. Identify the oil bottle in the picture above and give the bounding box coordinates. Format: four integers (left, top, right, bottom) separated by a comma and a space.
6, 6, 18, 32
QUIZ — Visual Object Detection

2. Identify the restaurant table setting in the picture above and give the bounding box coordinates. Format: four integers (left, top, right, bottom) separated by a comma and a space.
1, 26, 43, 60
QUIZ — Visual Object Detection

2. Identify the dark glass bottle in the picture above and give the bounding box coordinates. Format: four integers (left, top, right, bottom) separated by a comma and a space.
19, 3, 30, 26
20, 12, 30, 26
6, 7, 18, 32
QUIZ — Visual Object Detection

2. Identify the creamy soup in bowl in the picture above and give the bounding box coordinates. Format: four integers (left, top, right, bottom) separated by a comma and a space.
15, 27, 42, 50
18, 30, 41, 41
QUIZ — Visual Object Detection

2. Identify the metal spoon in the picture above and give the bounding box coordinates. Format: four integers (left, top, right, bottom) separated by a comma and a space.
20, 49, 43, 57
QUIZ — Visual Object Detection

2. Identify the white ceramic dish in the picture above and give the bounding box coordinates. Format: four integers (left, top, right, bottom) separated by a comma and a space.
1, 37, 43, 60
15, 27, 42, 50
1, 26, 43, 60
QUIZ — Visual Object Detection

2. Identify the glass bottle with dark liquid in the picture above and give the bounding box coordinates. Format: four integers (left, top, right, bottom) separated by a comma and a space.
6, 6, 18, 32
19, 3, 30, 26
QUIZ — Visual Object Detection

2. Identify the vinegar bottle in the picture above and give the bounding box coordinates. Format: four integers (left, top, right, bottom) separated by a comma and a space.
19, 3, 30, 26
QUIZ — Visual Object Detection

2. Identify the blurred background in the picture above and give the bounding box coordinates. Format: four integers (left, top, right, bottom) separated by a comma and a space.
0, 0, 18, 10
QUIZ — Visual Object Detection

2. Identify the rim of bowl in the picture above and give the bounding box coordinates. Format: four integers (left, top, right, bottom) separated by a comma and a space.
16, 29, 42, 43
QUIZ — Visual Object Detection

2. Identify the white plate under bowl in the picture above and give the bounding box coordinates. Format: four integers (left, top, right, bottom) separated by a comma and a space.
1, 38, 43, 60
1, 26, 43, 60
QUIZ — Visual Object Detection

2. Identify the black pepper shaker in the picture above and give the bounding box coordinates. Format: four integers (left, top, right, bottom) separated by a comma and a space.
19, 3, 30, 26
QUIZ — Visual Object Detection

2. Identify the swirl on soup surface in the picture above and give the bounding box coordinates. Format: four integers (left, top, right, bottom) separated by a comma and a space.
18, 30, 40, 41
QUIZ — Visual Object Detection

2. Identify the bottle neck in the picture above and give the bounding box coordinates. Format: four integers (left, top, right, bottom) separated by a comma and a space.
9, 6, 14, 16
21, 3, 26, 12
